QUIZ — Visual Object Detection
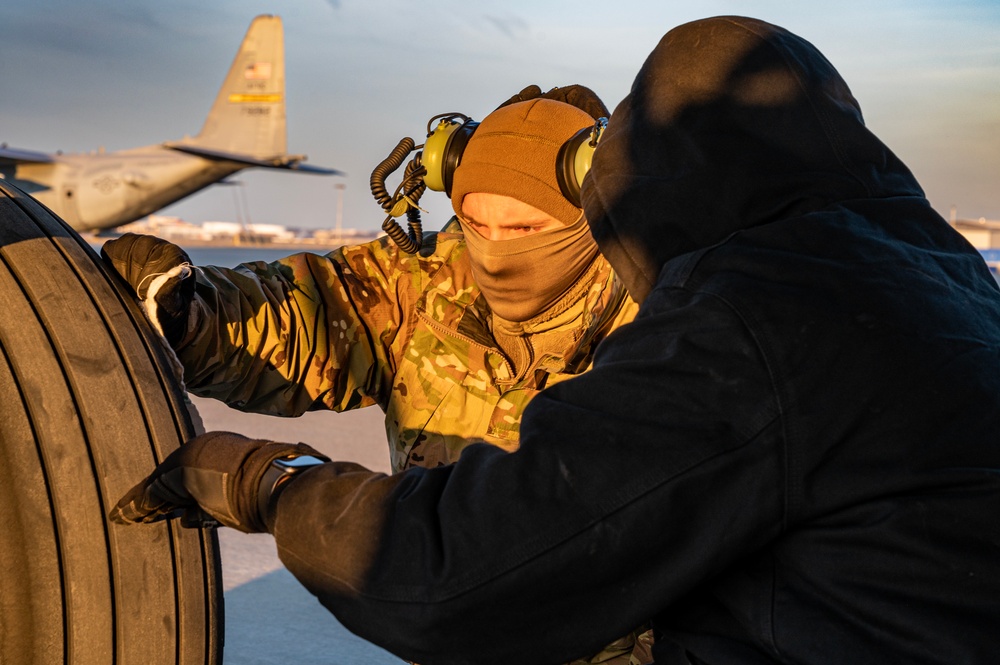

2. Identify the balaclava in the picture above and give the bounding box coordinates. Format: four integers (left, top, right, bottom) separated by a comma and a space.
450, 99, 600, 322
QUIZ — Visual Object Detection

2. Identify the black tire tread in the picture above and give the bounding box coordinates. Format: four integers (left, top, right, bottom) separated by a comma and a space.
0, 180, 222, 665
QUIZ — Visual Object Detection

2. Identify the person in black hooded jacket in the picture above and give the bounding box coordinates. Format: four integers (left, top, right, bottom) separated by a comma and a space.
111, 15, 1000, 665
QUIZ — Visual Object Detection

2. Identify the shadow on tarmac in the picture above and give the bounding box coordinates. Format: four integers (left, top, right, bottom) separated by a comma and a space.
224, 566, 404, 665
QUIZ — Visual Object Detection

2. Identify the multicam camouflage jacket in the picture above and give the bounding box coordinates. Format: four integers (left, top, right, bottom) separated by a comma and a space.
174, 222, 652, 664
176, 223, 638, 474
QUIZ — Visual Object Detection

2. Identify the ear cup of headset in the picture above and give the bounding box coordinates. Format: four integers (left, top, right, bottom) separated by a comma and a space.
422, 119, 479, 195
556, 126, 594, 209
556, 118, 607, 208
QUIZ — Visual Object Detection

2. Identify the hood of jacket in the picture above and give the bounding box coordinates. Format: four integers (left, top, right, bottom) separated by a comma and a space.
582, 16, 925, 303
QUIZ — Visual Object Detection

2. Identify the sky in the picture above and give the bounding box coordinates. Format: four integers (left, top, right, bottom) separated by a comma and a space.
2, 0, 998, 233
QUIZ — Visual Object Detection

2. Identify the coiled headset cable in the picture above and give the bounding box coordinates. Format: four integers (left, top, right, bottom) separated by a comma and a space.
369, 137, 427, 254
369, 113, 474, 254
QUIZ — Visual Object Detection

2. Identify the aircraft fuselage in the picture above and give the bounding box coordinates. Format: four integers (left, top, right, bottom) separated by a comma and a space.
8, 148, 242, 231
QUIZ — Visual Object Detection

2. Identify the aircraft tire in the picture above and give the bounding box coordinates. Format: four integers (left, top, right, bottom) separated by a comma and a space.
0, 180, 223, 664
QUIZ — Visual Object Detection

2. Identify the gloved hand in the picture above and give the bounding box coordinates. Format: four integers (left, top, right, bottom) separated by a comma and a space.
110, 431, 329, 533
101, 232, 196, 345
496, 84, 610, 120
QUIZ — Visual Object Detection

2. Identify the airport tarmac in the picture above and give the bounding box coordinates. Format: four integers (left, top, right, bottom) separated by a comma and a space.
189, 394, 405, 664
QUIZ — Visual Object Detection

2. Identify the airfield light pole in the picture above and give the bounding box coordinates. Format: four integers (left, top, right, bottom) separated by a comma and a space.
231, 180, 253, 246
334, 183, 346, 243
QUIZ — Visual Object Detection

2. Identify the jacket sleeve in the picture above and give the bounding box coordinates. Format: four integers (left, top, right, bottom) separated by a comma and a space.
175, 236, 419, 416
268, 287, 786, 665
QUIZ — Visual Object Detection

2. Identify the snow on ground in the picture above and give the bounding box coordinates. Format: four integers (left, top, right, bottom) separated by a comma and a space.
189, 395, 405, 664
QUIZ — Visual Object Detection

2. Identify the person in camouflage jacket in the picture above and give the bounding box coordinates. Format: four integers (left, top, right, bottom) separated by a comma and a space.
104, 88, 651, 664
176, 216, 635, 475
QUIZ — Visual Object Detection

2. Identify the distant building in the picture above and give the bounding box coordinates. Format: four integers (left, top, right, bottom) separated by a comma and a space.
951, 218, 1000, 250
950, 215, 1000, 277
110, 214, 379, 248
312, 228, 380, 244
244, 223, 294, 242
117, 215, 212, 241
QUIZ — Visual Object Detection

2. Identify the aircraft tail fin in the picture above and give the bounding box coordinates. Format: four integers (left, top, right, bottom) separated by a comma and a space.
184, 15, 287, 158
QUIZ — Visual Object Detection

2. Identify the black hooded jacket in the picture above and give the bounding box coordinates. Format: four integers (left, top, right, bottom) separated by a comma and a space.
270, 16, 1000, 665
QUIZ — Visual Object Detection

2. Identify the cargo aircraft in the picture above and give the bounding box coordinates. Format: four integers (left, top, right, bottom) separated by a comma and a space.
0, 14, 340, 232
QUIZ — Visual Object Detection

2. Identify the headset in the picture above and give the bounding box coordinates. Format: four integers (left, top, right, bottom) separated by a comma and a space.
370, 112, 607, 253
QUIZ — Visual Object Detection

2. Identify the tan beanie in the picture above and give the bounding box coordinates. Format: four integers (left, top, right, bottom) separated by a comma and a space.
450, 99, 594, 225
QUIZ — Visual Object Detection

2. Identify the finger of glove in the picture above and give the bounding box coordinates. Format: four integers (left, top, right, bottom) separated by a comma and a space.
102, 235, 143, 295
495, 84, 543, 110
109, 461, 193, 524
110, 495, 175, 524
110, 474, 182, 524
540, 85, 609, 119
109, 485, 159, 524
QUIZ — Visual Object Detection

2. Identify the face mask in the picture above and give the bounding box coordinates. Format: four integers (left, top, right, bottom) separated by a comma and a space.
460, 213, 600, 322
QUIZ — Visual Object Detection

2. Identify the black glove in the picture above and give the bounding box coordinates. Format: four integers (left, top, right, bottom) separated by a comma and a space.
496, 84, 610, 120
101, 232, 196, 345
110, 431, 329, 533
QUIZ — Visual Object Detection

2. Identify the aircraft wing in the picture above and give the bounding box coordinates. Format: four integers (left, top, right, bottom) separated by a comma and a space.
163, 142, 343, 175
0, 145, 55, 164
